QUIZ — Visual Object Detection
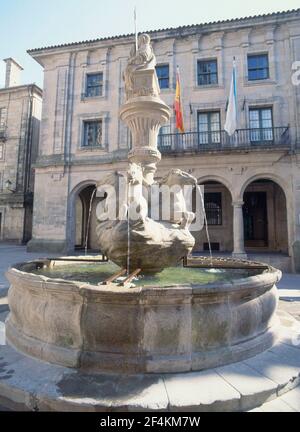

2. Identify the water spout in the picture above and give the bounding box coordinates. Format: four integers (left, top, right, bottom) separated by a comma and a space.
84, 188, 97, 255
197, 185, 213, 267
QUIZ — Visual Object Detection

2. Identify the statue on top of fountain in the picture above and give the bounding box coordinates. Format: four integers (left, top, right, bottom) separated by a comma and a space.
95, 34, 197, 274
123, 33, 158, 100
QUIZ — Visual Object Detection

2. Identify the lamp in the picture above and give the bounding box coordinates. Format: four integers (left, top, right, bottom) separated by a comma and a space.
5, 179, 16, 193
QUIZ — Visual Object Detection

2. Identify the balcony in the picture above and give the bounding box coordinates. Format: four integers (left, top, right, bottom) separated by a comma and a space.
158, 126, 291, 154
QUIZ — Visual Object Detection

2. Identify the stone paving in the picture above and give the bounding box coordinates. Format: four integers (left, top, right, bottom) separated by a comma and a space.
0, 243, 49, 295
0, 243, 299, 412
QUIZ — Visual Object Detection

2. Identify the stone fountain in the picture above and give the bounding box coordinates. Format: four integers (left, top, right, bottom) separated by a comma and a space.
2, 34, 283, 411
95, 33, 196, 273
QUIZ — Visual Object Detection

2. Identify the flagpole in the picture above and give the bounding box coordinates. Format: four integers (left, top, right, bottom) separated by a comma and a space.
233, 56, 237, 146
134, 6, 138, 52
224, 56, 238, 138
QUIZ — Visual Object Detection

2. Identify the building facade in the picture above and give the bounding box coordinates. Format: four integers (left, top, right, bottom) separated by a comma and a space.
0, 59, 42, 243
28, 9, 300, 272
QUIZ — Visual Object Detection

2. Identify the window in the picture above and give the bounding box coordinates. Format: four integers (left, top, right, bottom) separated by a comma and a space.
0, 108, 7, 128
247, 54, 269, 81
86, 73, 103, 97
158, 123, 172, 150
0, 108, 7, 140
197, 111, 221, 145
197, 60, 218, 85
83, 120, 103, 147
204, 242, 220, 251
204, 192, 222, 225
0, 144, 3, 160
249, 108, 273, 142
127, 128, 132, 150
156, 65, 169, 89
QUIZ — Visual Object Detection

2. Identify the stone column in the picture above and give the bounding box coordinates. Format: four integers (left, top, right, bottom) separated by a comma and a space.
119, 68, 171, 185
232, 200, 247, 259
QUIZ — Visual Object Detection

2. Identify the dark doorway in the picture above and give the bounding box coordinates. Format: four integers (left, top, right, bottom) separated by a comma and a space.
75, 185, 97, 250
243, 191, 268, 247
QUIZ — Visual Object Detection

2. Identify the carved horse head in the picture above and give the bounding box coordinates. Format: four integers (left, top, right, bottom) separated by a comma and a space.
161, 169, 197, 187
128, 163, 144, 185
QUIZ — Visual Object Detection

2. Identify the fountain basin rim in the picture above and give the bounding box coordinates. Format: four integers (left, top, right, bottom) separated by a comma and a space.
5, 256, 281, 374
6, 257, 281, 297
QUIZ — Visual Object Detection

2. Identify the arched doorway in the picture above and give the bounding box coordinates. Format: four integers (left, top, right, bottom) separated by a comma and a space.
193, 180, 233, 253
74, 184, 97, 251
242, 179, 288, 253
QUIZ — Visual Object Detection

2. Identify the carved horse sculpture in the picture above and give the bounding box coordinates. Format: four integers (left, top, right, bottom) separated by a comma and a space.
95, 164, 149, 224
96, 171, 127, 223
160, 169, 197, 229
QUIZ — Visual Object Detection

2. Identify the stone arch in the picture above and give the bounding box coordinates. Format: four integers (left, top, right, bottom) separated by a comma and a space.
197, 175, 234, 200
69, 179, 98, 201
239, 173, 290, 202
240, 175, 291, 255
194, 175, 234, 253
67, 180, 98, 252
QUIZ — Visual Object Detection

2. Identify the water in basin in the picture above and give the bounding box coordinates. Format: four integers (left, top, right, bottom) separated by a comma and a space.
31, 261, 262, 286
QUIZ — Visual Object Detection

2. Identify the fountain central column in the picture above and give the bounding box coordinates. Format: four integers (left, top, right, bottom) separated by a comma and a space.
119, 35, 171, 184
95, 34, 196, 273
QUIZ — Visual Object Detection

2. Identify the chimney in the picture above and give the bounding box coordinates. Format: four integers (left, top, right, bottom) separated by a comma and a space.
3, 58, 23, 88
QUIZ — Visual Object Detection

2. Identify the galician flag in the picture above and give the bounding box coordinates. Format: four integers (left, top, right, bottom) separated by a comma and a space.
224, 58, 237, 136
174, 66, 185, 133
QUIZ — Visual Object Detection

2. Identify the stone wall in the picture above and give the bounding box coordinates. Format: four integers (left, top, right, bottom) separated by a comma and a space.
0, 85, 42, 242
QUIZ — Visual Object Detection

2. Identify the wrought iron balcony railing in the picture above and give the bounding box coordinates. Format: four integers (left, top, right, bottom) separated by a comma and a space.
158, 126, 291, 154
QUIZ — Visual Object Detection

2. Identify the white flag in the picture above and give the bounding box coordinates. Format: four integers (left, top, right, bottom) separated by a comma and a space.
224, 59, 237, 136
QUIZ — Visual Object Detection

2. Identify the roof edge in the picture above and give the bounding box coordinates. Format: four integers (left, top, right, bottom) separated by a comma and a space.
27, 8, 300, 56
0, 83, 43, 95
3, 57, 24, 70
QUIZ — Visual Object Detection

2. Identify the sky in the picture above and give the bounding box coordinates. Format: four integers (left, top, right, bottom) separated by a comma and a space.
0, 0, 299, 88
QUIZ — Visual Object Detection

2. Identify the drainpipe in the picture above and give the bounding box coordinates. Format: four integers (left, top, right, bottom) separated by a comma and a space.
65, 52, 78, 253
22, 86, 34, 243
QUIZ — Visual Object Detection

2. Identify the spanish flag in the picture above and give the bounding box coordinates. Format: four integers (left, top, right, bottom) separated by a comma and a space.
174, 66, 185, 133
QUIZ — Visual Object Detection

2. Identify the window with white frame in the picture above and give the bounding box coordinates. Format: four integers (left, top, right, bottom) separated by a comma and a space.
85, 73, 103, 97
249, 107, 273, 142
197, 111, 221, 145
82, 120, 103, 148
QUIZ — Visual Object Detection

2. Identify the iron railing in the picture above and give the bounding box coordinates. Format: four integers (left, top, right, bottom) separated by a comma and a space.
158, 126, 291, 154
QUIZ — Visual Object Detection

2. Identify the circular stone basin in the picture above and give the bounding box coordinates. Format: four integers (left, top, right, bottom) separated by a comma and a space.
5, 257, 281, 374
